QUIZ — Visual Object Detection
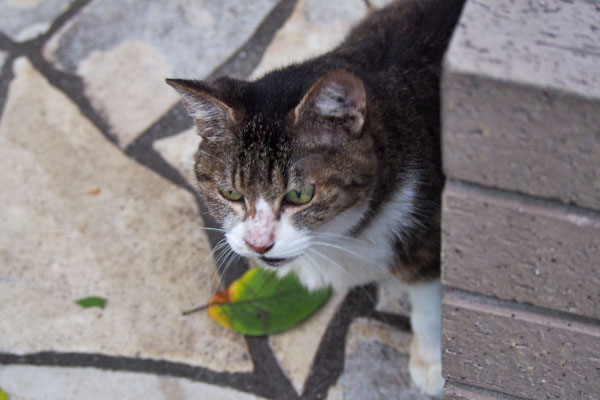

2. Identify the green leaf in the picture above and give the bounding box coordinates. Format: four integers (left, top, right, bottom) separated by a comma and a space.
206, 267, 331, 336
0, 387, 8, 400
75, 296, 106, 309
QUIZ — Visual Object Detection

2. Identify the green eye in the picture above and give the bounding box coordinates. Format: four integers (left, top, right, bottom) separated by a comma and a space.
284, 187, 315, 205
220, 189, 243, 202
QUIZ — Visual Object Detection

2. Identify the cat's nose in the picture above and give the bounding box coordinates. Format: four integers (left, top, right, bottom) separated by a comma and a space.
244, 240, 274, 254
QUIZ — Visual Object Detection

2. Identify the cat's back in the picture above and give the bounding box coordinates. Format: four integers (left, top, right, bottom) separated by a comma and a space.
252, 1, 463, 101
334, 0, 465, 72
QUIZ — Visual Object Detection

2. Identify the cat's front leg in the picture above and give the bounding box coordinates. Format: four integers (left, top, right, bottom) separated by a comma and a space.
406, 279, 444, 398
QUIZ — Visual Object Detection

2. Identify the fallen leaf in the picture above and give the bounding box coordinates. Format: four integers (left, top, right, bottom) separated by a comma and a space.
202, 267, 331, 336
85, 188, 101, 196
75, 296, 107, 309
0, 387, 8, 400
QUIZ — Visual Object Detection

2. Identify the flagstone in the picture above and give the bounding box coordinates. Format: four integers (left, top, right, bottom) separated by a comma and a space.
0, 0, 75, 42
269, 292, 346, 393
77, 40, 181, 147
43, 0, 279, 146
153, 127, 201, 186
250, 0, 395, 79
340, 318, 426, 399
339, 339, 426, 399
0, 57, 252, 372
0, 365, 266, 400
251, 0, 367, 79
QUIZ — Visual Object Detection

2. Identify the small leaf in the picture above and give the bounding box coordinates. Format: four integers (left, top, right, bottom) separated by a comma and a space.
206, 267, 331, 336
0, 387, 8, 400
85, 188, 101, 196
75, 296, 106, 309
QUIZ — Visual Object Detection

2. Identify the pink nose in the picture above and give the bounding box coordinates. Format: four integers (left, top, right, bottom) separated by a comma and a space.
244, 240, 274, 254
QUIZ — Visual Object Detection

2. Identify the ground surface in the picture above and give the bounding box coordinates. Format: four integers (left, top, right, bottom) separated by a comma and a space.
0, 1, 433, 399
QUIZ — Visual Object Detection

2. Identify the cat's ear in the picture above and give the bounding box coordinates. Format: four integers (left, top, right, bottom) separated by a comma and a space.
166, 79, 236, 139
293, 70, 366, 145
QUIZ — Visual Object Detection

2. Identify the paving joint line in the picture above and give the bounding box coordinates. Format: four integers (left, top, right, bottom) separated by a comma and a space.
0, 352, 266, 398
0, 53, 16, 120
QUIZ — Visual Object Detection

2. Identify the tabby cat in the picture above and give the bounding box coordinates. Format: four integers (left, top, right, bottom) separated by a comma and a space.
167, 0, 464, 396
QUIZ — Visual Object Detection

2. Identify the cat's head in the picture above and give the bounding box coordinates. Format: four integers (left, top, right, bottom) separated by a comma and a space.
167, 70, 377, 281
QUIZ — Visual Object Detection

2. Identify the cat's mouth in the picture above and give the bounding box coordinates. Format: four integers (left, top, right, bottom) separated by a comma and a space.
259, 256, 294, 267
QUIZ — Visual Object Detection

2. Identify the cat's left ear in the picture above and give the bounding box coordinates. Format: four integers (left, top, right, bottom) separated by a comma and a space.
293, 70, 366, 145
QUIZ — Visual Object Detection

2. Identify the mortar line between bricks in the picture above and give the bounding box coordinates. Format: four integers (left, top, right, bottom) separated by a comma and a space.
446, 178, 600, 217
444, 66, 600, 104
444, 287, 600, 328
446, 380, 531, 400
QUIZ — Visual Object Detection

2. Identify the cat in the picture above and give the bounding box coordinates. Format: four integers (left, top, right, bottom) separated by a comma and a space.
167, 0, 464, 396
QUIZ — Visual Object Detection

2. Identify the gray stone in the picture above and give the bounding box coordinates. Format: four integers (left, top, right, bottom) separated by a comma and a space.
43, 0, 278, 147
251, 0, 368, 78
303, 0, 366, 25
44, 0, 279, 77
0, 57, 252, 372
77, 40, 182, 147
442, 181, 600, 319
338, 331, 429, 400
442, 0, 600, 210
0, 0, 75, 42
443, 290, 600, 400
0, 365, 266, 400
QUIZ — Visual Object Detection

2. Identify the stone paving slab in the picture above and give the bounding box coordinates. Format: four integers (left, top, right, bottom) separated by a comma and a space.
251, 0, 370, 78
337, 317, 426, 399
0, 0, 75, 42
43, 0, 279, 147
0, 365, 266, 400
0, 57, 251, 372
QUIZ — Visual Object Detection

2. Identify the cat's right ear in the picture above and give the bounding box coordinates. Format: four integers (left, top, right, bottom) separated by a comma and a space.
293, 70, 366, 146
166, 79, 236, 139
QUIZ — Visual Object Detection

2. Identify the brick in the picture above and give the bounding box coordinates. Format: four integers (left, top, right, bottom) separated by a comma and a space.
443, 382, 525, 400
442, 0, 600, 210
442, 290, 600, 400
442, 181, 600, 319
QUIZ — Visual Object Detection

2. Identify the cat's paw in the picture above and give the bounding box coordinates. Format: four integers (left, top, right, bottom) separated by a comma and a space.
408, 337, 444, 398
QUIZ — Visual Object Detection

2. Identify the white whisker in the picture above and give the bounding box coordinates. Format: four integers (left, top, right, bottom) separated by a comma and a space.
310, 241, 376, 263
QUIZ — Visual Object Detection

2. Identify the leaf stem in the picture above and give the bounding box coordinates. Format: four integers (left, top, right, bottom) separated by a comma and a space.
181, 304, 209, 315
